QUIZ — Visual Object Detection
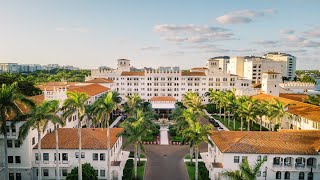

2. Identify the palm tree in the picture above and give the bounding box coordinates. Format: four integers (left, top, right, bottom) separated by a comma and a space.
182, 119, 213, 180
225, 91, 236, 127
124, 94, 143, 117
207, 90, 224, 118
256, 100, 270, 131
236, 96, 249, 131
222, 159, 266, 180
270, 99, 292, 131
91, 91, 119, 180
304, 94, 320, 106
0, 83, 35, 180
119, 109, 155, 180
62, 91, 89, 180
18, 100, 63, 180
49, 100, 65, 180
240, 98, 258, 131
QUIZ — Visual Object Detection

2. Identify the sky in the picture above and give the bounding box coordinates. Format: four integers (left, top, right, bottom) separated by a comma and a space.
0, 0, 319, 70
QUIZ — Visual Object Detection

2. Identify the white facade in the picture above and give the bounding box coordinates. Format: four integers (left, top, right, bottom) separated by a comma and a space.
227, 56, 244, 77
0, 63, 20, 74
261, 72, 281, 97
279, 82, 316, 94
208, 56, 230, 72
87, 59, 256, 103
263, 52, 296, 80
243, 57, 283, 83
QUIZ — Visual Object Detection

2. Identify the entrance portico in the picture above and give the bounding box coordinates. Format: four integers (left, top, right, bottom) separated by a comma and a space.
150, 96, 177, 118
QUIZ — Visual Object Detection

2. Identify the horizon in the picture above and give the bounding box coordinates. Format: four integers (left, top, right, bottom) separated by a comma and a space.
0, 0, 319, 70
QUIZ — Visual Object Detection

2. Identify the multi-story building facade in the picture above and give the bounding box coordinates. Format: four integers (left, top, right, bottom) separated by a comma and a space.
0, 83, 110, 179
20, 64, 43, 72
87, 59, 256, 102
227, 56, 245, 77
263, 52, 297, 80
201, 130, 320, 180
0, 63, 20, 73
31, 128, 129, 180
243, 56, 283, 83
208, 56, 230, 72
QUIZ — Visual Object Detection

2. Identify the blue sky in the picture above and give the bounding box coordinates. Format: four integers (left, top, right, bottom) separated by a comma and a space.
0, 0, 319, 69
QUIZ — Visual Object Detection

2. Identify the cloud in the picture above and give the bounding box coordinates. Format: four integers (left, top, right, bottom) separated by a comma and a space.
303, 27, 320, 38
280, 29, 295, 34
154, 24, 235, 44
254, 40, 279, 45
139, 46, 160, 51
232, 48, 256, 52
216, 9, 276, 25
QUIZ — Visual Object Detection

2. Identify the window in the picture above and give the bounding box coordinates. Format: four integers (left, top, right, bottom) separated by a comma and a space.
93, 153, 98, 161
15, 140, 20, 148
9, 173, 14, 180
11, 126, 16, 135
81, 152, 85, 158
242, 156, 248, 163
43, 169, 49, 176
16, 173, 22, 180
299, 172, 304, 180
234, 156, 240, 163
8, 156, 13, 163
100, 153, 105, 161
75, 152, 79, 158
54, 153, 60, 161
257, 171, 261, 177
7, 140, 13, 148
43, 153, 49, 161
273, 157, 281, 165
62, 153, 68, 161
100, 170, 106, 177
32, 137, 35, 145
257, 155, 261, 161
285, 171, 290, 179
276, 171, 281, 179
15, 156, 21, 163
35, 153, 39, 161
263, 155, 268, 161
62, 169, 68, 176
6, 126, 10, 134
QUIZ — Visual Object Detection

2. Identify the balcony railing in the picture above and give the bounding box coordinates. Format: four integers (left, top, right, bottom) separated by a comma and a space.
32, 161, 71, 167
272, 164, 320, 172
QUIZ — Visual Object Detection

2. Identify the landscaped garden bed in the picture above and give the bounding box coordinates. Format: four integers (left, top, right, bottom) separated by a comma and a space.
185, 162, 209, 180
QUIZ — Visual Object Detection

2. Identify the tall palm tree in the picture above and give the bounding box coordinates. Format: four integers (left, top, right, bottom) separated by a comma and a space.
49, 100, 65, 180
182, 119, 213, 180
222, 159, 266, 180
62, 91, 89, 180
119, 109, 155, 179
124, 94, 143, 117
207, 89, 224, 118
92, 91, 119, 180
270, 99, 292, 131
256, 100, 270, 131
225, 91, 235, 127
236, 96, 249, 131
18, 100, 63, 180
240, 98, 258, 131
0, 83, 35, 180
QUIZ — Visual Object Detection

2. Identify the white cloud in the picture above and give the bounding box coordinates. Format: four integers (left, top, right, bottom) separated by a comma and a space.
139, 46, 160, 51
232, 48, 256, 52
254, 40, 279, 45
280, 29, 295, 34
154, 24, 235, 44
216, 9, 276, 25
285, 35, 320, 48
303, 27, 320, 38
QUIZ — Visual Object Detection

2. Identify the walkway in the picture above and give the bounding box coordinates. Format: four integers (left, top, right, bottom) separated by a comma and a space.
110, 116, 122, 128
160, 125, 169, 145
203, 109, 230, 131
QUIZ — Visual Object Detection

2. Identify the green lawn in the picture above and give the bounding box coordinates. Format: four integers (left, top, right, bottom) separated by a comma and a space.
136, 161, 146, 180
129, 152, 146, 158
185, 162, 209, 180
184, 154, 201, 160
171, 135, 183, 142
212, 115, 268, 131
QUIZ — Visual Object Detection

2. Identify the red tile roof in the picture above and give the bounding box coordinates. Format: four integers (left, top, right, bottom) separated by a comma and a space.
279, 93, 308, 102
181, 72, 206, 76
85, 78, 113, 83
252, 93, 320, 123
150, 96, 177, 102
34, 128, 123, 149
121, 71, 145, 76
68, 84, 109, 97
210, 130, 320, 155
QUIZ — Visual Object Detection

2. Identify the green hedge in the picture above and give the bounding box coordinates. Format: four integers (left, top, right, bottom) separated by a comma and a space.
123, 159, 133, 180
199, 162, 210, 180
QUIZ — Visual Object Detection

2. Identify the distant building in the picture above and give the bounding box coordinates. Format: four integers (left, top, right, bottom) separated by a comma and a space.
263, 52, 296, 80
209, 56, 230, 72
227, 56, 245, 77
43, 64, 60, 71
0, 63, 20, 73
20, 64, 43, 72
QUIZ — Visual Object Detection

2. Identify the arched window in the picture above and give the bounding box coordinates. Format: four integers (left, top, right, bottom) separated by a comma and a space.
308, 172, 313, 180
299, 172, 304, 180
276, 171, 281, 179
285, 171, 290, 179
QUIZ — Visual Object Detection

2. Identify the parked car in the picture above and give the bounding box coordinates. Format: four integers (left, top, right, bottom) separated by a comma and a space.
217, 127, 224, 131
209, 118, 215, 123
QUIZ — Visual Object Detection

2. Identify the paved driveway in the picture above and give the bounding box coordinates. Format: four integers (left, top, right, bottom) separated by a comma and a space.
143, 144, 208, 180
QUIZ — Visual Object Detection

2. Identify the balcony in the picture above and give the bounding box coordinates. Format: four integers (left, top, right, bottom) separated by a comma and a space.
32, 160, 71, 168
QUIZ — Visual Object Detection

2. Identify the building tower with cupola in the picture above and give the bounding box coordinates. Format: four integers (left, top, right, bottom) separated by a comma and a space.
261, 72, 281, 96
117, 59, 131, 72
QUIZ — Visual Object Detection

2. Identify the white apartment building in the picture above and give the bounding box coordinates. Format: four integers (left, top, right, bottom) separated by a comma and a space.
263, 52, 296, 80
227, 56, 244, 77
0, 83, 110, 179
0, 63, 20, 74
87, 59, 256, 103
31, 128, 129, 180
208, 56, 230, 72
20, 64, 43, 73
201, 130, 320, 180
243, 57, 283, 83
